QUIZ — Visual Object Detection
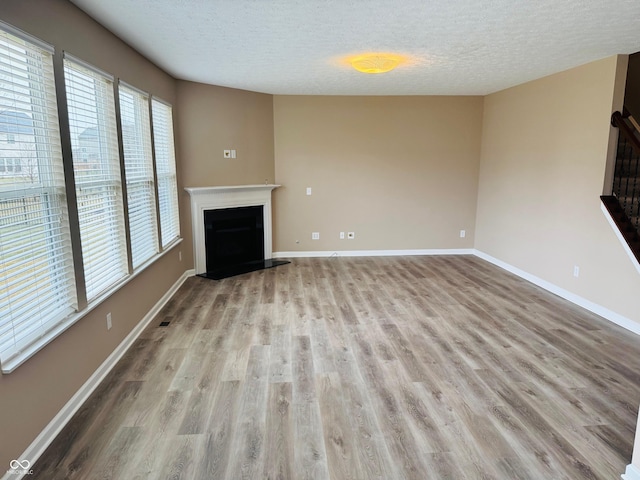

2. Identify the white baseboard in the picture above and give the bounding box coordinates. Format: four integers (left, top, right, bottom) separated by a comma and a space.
473, 249, 640, 336
5, 252, 639, 480
274, 247, 640, 336
273, 248, 474, 258
600, 202, 640, 275
622, 464, 640, 480
3, 270, 193, 480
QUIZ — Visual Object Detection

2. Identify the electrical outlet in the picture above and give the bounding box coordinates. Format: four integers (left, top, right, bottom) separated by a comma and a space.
223, 149, 231, 158
306, 187, 312, 195
347, 232, 355, 239
460, 230, 466, 238
106, 312, 112, 330
340, 232, 345, 239
312, 232, 320, 240
573, 265, 580, 278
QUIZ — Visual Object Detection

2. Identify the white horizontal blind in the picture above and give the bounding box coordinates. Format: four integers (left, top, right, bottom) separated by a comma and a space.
64, 58, 128, 300
0, 27, 77, 366
151, 99, 179, 247
119, 84, 158, 268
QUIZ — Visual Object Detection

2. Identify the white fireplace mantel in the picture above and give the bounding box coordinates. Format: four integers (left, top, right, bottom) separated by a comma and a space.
185, 184, 280, 274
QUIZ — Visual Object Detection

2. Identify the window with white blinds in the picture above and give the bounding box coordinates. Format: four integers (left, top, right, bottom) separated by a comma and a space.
151, 99, 180, 247
64, 57, 128, 301
0, 26, 77, 368
119, 84, 158, 268
0, 20, 183, 373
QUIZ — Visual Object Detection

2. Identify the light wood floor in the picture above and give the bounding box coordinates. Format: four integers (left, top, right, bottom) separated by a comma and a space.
33, 256, 640, 479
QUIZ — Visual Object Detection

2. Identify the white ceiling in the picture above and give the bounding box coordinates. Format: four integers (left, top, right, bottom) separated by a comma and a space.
70, 0, 640, 96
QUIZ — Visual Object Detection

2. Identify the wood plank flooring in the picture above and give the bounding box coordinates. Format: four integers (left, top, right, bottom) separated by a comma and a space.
32, 256, 640, 479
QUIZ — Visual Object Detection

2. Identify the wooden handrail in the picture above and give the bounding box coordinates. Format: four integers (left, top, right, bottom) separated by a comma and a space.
611, 110, 640, 154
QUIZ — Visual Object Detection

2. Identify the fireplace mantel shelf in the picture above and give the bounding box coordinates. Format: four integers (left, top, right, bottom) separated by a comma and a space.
185, 184, 280, 195
185, 184, 281, 275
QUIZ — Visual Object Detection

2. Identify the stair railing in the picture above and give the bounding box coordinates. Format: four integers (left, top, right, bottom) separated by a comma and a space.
610, 110, 640, 233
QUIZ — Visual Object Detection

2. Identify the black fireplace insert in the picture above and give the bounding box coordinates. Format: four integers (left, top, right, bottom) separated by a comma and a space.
199, 205, 288, 280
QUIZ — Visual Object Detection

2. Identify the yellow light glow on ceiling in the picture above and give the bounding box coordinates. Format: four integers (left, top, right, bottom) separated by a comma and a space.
348, 53, 408, 74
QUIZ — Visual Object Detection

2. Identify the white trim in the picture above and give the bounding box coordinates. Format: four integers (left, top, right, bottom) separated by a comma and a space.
270, 247, 640, 336
1, 238, 183, 374
118, 79, 149, 98
0, 19, 54, 52
473, 249, 640, 336
185, 185, 280, 274
4, 248, 639, 480
63, 51, 114, 81
600, 202, 640, 275
2, 269, 194, 480
622, 464, 640, 480
273, 248, 475, 258
151, 95, 172, 108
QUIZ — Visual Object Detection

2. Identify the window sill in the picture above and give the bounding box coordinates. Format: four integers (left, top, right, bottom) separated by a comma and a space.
1, 237, 183, 374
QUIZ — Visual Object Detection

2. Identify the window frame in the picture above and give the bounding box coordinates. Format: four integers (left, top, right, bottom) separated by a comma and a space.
151, 97, 181, 249
0, 21, 78, 372
118, 81, 160, 270
0, 21, 181, 374
63, 53, 129, 303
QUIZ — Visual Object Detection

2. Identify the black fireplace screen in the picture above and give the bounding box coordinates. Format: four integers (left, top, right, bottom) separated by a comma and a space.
204, 205, 265, 271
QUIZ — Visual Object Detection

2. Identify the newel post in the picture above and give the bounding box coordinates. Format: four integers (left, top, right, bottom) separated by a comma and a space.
622, 405, 640, 479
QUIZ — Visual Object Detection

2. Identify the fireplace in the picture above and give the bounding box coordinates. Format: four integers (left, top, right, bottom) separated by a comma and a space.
185, 185, 288, 279
205, 205, 264, 270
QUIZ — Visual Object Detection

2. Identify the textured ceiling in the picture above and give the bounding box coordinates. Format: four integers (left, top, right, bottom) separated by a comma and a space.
70, 0, 640, 95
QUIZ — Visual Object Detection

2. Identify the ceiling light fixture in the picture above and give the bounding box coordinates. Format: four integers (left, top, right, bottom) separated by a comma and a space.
349, 53, 407, 74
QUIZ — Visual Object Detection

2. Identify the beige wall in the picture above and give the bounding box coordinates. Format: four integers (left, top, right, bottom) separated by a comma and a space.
475, 55, 640, 327
2, 1, 639, 472
0, 0, 186, 469
175, 81, 275, 265
273, 96, 483, 252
